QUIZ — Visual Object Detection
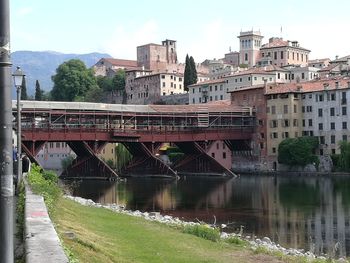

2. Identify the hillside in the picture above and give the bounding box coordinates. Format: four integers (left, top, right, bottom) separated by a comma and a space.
11, 51, 111, 97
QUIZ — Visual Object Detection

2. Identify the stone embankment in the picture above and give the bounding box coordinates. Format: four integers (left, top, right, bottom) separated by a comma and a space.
65, 195, 348, 262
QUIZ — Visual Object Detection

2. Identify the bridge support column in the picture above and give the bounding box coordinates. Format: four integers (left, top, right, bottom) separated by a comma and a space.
173, 142, 236, 177
22, 141, 46, 164
61, 141, 118, 179
122, 142, 177, 177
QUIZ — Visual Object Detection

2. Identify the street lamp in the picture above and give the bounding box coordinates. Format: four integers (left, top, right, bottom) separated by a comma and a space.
13, 66, 25, 188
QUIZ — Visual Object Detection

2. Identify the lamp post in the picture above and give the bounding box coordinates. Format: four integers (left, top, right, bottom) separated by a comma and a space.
0, 0, 14, 261
13, 66, 25, 189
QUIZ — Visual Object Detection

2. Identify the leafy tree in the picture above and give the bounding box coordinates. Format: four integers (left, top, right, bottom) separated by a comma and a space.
20, 77, 27, 100
35, 80, 42, 101
113, 69, 126, 90
84, 86, 103, 102
51, 59, 98, 101
97, 76, 114, 92
278, 136, 319, 167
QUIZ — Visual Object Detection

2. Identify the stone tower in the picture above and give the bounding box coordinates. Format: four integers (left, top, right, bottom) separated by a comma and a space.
238, 30, 263, 67
162, 39, 177, 64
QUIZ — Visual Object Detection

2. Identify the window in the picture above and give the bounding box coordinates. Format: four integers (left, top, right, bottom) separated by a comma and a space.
199, 97, 202, 103
343, 122, 347, 129
302, 106, 305, 113
223, 152, 226, 159
302, 119, 306, 127
318, 94, 324, 101
272, 147, 276, 153
319, 136, 325, 144
283, 105, 288, 114
308, 119, 313, 127
307, 106, 312, 112
331, 93, 336, 101
293, 119, 298, 127
266, 107, 270, 113
281, 51, 284, 59
332, 149, 336, 154
330, 107, 335, 116
278, 73, 280, 79
216, 142, 219, 149
163, 82, 165, 87
331, 135, 336, 144
294, 104, 297, 113
331, 122, 335, 130
220, 95, 223, 100
318, 108, 323, 117
283, 119, 290, 127
271, 120, 278, 128
215, 85, 217, 91
271, 105, 276, 114
319, 123, 323, 130
342, 107, 347, 115
161, 75, 165, 79
210, 96, 212, 101
192, 88, 195, 94
274, 51, 277, 60
192, 98, 195, 103
343, 135, 347, 141
245, 53, 248, 61
211, 152, 215, 158
302, 73, 305, 79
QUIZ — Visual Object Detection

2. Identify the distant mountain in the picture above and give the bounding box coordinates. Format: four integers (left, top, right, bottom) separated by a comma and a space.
11, 51, 111, 97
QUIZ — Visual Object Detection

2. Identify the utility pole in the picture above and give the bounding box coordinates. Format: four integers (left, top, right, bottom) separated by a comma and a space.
0, 0, 14, 262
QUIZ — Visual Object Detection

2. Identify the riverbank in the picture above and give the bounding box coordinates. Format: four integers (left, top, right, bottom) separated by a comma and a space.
50, 195, 349, 263
52, 197, 284, 262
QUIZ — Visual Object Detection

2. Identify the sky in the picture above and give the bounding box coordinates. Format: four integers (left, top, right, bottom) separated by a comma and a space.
10, 0, 350, 63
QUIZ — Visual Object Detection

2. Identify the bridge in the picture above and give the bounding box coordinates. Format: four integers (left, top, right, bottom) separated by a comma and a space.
13, 100, 255, 178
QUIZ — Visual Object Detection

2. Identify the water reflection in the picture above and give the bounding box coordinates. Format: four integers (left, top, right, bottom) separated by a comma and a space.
65, 175, 350, 257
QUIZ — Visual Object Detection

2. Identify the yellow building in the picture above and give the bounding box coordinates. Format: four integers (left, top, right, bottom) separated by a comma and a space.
265, 84, 303, 170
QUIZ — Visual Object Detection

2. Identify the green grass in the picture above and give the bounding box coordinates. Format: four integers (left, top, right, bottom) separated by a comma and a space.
53, 198, 289, 263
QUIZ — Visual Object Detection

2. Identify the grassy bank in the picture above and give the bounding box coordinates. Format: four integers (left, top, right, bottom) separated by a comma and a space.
27, 165, 342, 263
52, 198, 287, 263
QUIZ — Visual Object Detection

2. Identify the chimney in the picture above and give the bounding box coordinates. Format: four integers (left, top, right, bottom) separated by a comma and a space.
323, 83, 329, 89
348, 81, 350, 88
335, 81, 339, 89
336, 55, 339, 60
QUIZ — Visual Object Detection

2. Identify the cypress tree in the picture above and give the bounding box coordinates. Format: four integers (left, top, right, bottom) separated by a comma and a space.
184, 54, 191, 92
189, 56, 198, 85
20, 77, 28, 100
35, 80, 42, 101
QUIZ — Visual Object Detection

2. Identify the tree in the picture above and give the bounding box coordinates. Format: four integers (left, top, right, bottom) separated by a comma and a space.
189, 56, 198, 85
113, 69, 126, 90
20, 77, 27, 100
338, 141, 350, 171
278, 136, 319, 167
184, 55, 198, 92
35, 80, 42, 101
184, 54, 191, 92
51, 59, 98, 101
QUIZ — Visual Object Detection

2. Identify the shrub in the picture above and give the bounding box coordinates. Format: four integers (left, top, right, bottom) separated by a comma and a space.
183, 224, 220, 242
225, 236, 248, 246
27, 164, 61, 213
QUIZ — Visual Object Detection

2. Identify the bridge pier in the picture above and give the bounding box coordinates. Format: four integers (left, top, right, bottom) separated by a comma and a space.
122, 142, 177, 177
173, 142, 236, 177
61, 141, 119, 179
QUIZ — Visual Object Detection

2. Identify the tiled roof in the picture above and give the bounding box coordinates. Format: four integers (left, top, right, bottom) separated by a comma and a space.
227, 65, 286, 78
264, 77, 350, 95
150, 100, 247, 113
331, 55, 350, 63
228, 84, 265, 93
102, 58, 138, 68
308, 58, 330, 63
317, 63, 340, 72
189, 78, 226, 87
261, 39, 309, 51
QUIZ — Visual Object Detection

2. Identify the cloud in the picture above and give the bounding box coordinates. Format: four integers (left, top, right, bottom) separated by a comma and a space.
103, 20, 159, 59
17, 7, 33, 16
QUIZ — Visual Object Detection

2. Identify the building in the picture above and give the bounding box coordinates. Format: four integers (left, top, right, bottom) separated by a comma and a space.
93, 58, 138, 77
189, 79, 227, 104
238, 30, 263, 68
137, 39, 178, 73
264, 77, 350, 170
98, 143, 117, 168
229, 85, 268, 171
125, 69, 184, 105
224, 51, 240, 66
308, 58, 331, 69
259, 37, 310, 67
264, 83, 303, 170
288, 66, 319, 83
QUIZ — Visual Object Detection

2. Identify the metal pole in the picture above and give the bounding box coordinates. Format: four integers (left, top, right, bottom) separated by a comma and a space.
0, 0, 14, 262
16, 86, 22, 189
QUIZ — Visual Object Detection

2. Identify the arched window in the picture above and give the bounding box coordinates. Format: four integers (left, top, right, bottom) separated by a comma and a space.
245, 53, 248, 61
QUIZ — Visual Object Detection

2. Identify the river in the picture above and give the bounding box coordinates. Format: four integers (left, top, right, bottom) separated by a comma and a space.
63, 175, 350, 258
